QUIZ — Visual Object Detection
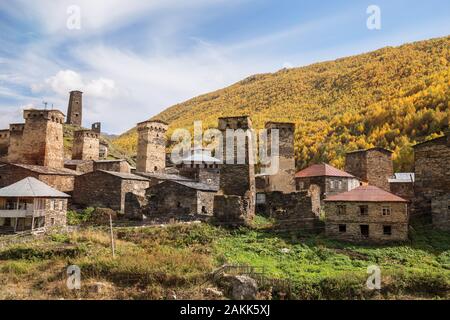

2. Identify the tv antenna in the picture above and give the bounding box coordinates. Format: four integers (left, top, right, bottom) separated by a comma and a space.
42, 101, 48, 109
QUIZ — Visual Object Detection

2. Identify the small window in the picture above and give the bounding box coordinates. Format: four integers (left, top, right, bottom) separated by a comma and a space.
360, 225, 369, 237
49, 200, 55, 210
339, 224, 347, 233
359, 205, 369, 216
383, 225, 392, 236
338, 180, 342, 189
330, 180, 335, 189
154, 166, 158, 171
382, 206, 391, 216
51, 218, 55, 226
337, 205, 346, 215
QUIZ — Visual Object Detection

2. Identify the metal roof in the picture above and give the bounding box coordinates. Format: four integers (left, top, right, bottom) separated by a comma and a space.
388, 173, 415, 183
295, 163, 355, 178
324, 185, 407, 203
0, 177, 70, 198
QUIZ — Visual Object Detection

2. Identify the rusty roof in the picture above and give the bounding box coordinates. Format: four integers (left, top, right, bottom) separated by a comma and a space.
324, 185, 408, 202
295, 163, 355, 178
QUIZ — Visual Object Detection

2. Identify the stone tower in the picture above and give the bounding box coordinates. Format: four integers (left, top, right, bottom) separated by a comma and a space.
264, 122, 296, 193
20, 109, 65, 168
213, 116, 256, 225
136, 120, 168, 173
0, 129, 9, 158
7, 123, 25, 163
72, 129, 100, 161
91, 122, 101, 134
344, 147, 393, 191
66, 90, 83, 126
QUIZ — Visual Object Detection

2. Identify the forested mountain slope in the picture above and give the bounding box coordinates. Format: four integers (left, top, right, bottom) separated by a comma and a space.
113, 36, 450, 171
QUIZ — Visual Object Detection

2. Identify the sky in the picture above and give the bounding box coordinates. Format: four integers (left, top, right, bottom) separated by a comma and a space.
0, 0, 449, 134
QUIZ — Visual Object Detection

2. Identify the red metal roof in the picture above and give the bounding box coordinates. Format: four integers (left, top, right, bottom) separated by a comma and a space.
324, 185, 408, 202
295, 163, 355, 178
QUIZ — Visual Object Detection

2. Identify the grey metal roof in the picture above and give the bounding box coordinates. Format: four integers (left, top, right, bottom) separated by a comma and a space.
0, 177, 70, 198
98, 170, 149, 181
388, 173, 415, 183
172, 180, 219, 192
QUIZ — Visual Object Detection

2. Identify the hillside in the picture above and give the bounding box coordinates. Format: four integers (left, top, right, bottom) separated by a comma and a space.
112, 36, 450, 171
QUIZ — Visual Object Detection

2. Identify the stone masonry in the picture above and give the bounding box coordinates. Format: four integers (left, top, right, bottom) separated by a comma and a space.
7, 123, 25, 163
214, 116, 255, 225
72, 129, 100, 161
136, 120, 168, 173
264, 122, 296, 193
18, 109, 65, 168
345, 148, 393, 191
0, 129, 9, 159
66, 90, 83, 126
431, 194, 450, 231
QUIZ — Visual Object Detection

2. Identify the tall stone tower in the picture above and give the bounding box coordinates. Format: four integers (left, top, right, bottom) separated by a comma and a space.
91, 122, 101, 134
66, 90, 83, 126
214, 116, 256, 225
7, 124, 25, 163
136, 120, 168, 173
72, 129, 100, 161
345, 147, 393, 191
20, 109, 65, 168
264, 122, 296, 193
0, 129, 9, 158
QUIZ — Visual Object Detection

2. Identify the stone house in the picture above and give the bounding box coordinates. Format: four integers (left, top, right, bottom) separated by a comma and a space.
295, 163, 360, 215
72, 129, 100, 161
145, 180, 219, 217
389, 173, 415, 202
99, 141, 108, 159
324, 186, 409, 242
413, 132, 450, 221
265, 191, 318, 231
73, 170, 149, 213
345, 148, 394, 191
93, 159, 131, 173
0, 177, 69, 234
0, 163, 79, 194
64, 159, 94, 174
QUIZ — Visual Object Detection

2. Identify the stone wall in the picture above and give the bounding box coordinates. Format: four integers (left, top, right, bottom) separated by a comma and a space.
72, 130, 99, 161
136, 120, 168, 173
43, 198, 68, 228
264, 122, 296, 193
94, 160, 131, 173
7, 123, 25, 163
73, 171, 149, 212
20, 110, 65, 168
213, 195, 250, 226
345, 149, 393, 191
178, 166, 220, 187
390, 182, 415, 202
64, 160, 94, 174
324, 201, 409, 242
66, 90, 82, 126
146, 181, 198, 216
265, 191, 317, 230
431, 194, 450, 231
0, 129, 9, 157
413, 134, 450, 216
124, 192, 148, 220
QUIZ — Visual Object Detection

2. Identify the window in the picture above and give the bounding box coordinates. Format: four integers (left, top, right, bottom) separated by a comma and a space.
49, 200, 55, 210
337, 205, 346, 215
382, 206, 391, 216
339, 224, 347, 233
360, 225, 369, 237
330, 180, 335, 189
383, 225, 392, 236
337, 180, 343, 189
359, 205, 369, 216
51, 218, 55, 226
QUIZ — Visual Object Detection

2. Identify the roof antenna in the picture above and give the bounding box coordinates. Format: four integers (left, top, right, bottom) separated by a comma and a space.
42, 101, 48, 110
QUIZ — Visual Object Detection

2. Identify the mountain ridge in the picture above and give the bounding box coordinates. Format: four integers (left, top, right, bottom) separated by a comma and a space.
113, 35, 450, 171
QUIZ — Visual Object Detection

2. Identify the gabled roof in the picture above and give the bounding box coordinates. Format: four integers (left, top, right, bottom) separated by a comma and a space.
157, 179, 219, 192
97, 170, 149, 181
324, 185, 407, 203
412, 133, 449, 148
295, 163, 355, 179
0, 177, 70, 198
346, 147, 393, 155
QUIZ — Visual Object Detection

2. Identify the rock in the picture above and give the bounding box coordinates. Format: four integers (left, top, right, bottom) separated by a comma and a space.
87, 282, 110, 294
89, 208, 118, 225
280, 248, 290, 254
220, 275, 258, 300
204, 287, 224, 298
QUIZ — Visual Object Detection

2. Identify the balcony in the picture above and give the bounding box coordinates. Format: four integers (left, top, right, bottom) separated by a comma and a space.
0, 203, 45, 218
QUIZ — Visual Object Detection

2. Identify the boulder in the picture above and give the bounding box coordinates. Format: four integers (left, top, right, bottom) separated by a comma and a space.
219, 274, 258, 300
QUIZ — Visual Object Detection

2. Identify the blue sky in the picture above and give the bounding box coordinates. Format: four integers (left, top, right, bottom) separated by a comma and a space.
0, 0, 449, 134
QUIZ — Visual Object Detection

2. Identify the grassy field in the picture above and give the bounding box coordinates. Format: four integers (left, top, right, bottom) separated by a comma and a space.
0, 217, 448, 300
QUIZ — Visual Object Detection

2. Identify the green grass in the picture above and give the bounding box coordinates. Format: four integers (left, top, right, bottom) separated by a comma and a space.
0, 221, 448, 299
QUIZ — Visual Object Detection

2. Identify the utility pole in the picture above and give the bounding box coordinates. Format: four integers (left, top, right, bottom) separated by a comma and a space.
109, 213, 115, 258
